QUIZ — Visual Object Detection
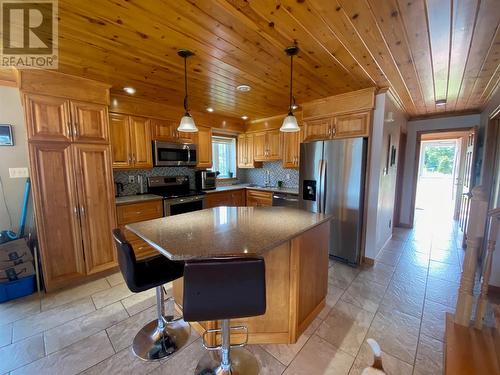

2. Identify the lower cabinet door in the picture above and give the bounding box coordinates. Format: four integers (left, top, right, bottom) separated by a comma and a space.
29, 142, 86, 291
73, 144, 118, 274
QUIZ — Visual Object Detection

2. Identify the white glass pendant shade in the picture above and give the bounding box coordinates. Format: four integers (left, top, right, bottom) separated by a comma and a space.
280, 113, 300, 132
177, 113, 198, 132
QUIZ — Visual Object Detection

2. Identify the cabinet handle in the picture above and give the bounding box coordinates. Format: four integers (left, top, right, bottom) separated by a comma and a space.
328, 126, 331, 136
332, 127, 336, 136
128, 154, 132, 163
132, 153, 136, 163
74, 123, 79, 137
67, 122, 73, 137
80, 206, 85, 216
73, 206, 79, 216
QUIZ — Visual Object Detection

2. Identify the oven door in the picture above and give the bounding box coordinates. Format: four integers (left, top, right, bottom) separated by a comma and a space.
164, 196, 205, 216
153, 141, 197, 167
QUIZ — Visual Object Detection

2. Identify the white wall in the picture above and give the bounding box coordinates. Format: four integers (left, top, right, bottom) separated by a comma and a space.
0, 86, 31, 233
398, 114, 481, 226
365, 93, 406, 259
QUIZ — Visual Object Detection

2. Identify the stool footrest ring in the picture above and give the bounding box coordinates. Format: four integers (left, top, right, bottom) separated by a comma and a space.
201, 325, 249, 351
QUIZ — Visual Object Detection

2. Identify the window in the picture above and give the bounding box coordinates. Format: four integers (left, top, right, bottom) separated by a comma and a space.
211, 136, 237, 179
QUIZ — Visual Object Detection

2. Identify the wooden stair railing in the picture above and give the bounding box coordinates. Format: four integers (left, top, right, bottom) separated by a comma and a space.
454, 185, 489, 326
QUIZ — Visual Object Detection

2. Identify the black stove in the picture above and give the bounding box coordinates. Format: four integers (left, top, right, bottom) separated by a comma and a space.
147, 176, 205, 216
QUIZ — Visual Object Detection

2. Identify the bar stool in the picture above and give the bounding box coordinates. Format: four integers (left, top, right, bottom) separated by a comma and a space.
183, 257, 266, 375
112, 229, 191, 360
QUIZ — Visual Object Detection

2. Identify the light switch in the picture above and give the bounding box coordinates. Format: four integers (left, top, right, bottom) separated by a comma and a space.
9, 167, 29, 178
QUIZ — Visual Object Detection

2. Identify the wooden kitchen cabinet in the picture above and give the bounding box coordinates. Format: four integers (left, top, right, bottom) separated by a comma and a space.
238, 133, 262, 168
151, 118, 193, 143
109, 113, 152, 169
282, 128, 302, 169
205, 189, 246, 208
302, 111, 370, 141
246, 189, 273, 207
302, 118, 332, 142
116, 199, 163, 260
253, 130, 281, 161
70, 101, 109, 143
195, 125, 213, 168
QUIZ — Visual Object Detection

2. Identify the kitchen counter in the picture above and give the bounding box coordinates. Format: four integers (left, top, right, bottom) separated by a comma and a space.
126, 206, 330, 260
205, 184, 299, 195
127, 206, 331, 346
115, 194, 163, 205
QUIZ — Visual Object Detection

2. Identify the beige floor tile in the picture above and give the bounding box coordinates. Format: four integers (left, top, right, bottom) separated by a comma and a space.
414, 334, 444, 375
120, 288, 157, 316
393, 263, 428, 286
0, 323, 12, 348
420, 300, 454, 342
430, 248, 459, 265
263, 317, 322, 366
106, 305, 157, 352
356, 262, 395, 287
0, 334, 45, 374
11, 331, 114, 375
375, 249, 401, 267
348, 341, 414, 375
398, 250, 430, 269
12, 297, 95, 342
41, 279, 109, 311
341, 278, 387, 313
80, 346, 162, 375
105, 272, 125, 287
283, 335, 354, 375
92, 283, 133, 309
379, 277, 425, 318
328, 263, 360, 290
425, 277, 459, 308
316, 300, 374, 356
383, 239, 406, 252
405, 240, 432, 254
428, 261, 461, 283
247, 345, 287, 374
0, 294, 41, 326
151, 339, 205, 375
365, 309, 420, 364
44, 302, 128, 354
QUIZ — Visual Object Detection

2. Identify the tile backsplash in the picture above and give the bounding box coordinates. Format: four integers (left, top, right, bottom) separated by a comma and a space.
113, 161, 298, 196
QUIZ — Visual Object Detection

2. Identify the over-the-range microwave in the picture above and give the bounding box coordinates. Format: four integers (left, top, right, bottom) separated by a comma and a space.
153, 140, 197, 167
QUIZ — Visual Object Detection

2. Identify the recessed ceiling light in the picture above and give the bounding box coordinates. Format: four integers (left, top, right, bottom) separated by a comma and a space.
123, 87, 136, 94
206, 107, 214, 112
241, 115, 248, 120
436, 99, 447, 106
236, 84, 251, 92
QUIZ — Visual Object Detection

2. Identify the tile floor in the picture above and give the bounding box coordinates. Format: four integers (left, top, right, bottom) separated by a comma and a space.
0, 209, 496, 375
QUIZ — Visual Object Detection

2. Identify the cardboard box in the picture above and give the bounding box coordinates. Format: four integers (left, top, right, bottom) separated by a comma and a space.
0, 239, 33, 266
0, 262, 35, 283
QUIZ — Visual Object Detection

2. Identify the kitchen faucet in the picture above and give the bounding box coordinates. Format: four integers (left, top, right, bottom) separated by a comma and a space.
264, 170, 271, 187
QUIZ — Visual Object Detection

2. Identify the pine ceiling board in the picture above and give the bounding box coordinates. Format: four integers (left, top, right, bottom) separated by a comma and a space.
396, 0, 436, 113
426, 0, 452, 112
366, 0, 427, 113
329, 0, 418, 115
454, 0, 500, 111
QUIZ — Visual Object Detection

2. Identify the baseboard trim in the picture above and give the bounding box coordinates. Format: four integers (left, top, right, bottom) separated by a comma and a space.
396, 223, 413, 229
362, 256, 375, 266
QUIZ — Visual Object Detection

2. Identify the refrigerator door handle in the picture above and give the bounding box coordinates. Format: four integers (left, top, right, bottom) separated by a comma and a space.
320, 159, 327, 214
317, 159, 323, 213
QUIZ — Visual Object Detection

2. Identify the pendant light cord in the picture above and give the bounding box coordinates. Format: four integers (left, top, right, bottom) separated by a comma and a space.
183, 56, 189, 113
289, 53, 294, 114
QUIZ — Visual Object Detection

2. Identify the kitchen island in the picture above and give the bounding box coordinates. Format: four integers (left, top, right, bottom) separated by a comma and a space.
126, 206, 331, 345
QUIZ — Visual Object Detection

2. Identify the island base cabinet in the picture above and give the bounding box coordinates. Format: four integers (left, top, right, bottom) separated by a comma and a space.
172, 221, 329, 345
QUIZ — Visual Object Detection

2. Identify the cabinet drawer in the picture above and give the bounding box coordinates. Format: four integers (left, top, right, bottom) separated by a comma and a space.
246, 190, 273, 207
205, 189, 246, 208
116, 200, 163, 225
122, 228, 158, 260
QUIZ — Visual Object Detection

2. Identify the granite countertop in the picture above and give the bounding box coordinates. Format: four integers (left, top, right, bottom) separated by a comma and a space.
126, 206, 331, 260
206, 184, 299, 195
115, 194, 163, 205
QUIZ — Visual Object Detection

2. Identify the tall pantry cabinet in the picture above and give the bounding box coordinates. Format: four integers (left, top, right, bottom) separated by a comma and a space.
19, 71, 117, 291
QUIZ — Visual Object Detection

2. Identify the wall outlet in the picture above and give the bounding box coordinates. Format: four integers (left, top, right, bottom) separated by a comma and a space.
9, 167, 29, 178
286, 173, 290, 180
128, 175, 135, 183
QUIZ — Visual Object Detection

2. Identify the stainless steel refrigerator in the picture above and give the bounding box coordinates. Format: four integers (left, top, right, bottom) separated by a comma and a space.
299, 138, 367, 264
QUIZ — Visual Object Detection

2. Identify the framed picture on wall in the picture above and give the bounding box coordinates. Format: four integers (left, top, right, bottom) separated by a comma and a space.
0, 125, 13, 146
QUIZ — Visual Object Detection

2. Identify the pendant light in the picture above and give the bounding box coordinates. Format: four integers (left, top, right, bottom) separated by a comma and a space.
280, 45, 300, 132
177, 49, 198, 132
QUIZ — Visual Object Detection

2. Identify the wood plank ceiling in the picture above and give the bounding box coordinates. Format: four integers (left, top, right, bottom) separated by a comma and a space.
53, 0, 500, 120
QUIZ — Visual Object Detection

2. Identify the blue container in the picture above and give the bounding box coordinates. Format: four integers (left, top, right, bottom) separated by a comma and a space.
0, 275, 36, 303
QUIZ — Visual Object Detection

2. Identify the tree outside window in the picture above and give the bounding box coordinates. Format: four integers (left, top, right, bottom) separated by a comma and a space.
211, 136, 237, 178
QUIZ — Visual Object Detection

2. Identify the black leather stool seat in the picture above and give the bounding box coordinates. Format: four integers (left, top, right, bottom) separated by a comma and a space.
112, 229, 184, 293
182, 257, 266, 322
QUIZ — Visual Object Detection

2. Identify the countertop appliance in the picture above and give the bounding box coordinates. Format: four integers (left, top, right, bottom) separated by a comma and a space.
147, 176, 205, 216
153, 140, 197, 167
195, 170, 217, 191
299, 138, 367, 264
272, 192, 299, 208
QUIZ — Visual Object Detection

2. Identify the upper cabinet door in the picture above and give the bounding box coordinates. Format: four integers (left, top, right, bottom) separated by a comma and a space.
333, 112, 370, 138
25, 94, 71, 142
282, 130, 301, 169
237, 134, 247, 168
253, 132, 267, 161
196, 126, 213, 168
109, 113, 132, 169
303, 118, 331, 142
71, 101, 109, 143
29, 142, 85, 291
73, 144, 117, 275
130, 116, 153, 169
266, 130, 281, 160
151, 118, 176, 141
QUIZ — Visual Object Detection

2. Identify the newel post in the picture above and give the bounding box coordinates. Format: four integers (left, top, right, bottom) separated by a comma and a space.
474, 209, 500, 329
454, 185, 489, 326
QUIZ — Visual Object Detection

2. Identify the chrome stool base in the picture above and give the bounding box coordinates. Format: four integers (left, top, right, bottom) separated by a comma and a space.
194, 347, 259, 375
132, 318, 191, 361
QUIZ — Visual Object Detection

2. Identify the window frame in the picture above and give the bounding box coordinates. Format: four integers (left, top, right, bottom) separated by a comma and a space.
210, 134, 238, 180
